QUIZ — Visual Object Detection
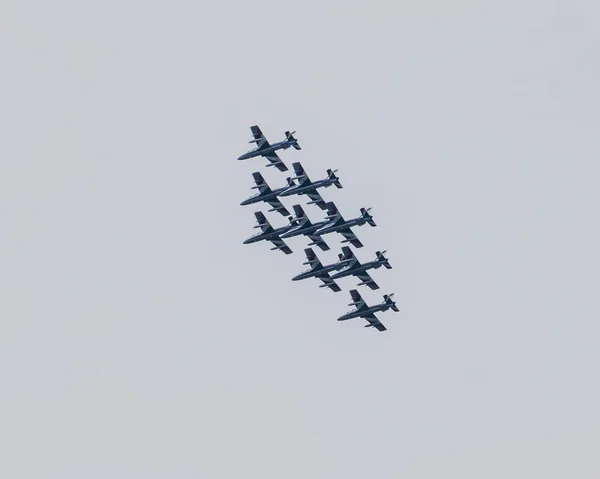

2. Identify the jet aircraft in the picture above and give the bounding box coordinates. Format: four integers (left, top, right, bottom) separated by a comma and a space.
338, 289, 399, 332
240, 172, 296, 217
243, 211, 295, 254
279, 204, 330, 251
237, 125, 301, 171
291, 248, 351, 292
278, 162, 342, 209
330, 247, 392, 290
314, 202, 376, 248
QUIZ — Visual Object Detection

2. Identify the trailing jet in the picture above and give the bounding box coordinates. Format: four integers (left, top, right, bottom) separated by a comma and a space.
279, 204, 330, 251
291, 248, 351, 292
243, 211, 295, 254
237, 125, 301, 171
240, 172, 296, 217
338, 290, 399, 332
314, 202, 376, 248
278, 162, 342, 209
330, 247, 392, 290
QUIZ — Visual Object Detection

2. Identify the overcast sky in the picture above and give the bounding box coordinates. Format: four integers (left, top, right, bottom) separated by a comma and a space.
2, 1, 599, 478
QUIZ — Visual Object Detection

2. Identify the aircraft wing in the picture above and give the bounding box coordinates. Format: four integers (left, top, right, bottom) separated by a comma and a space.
291, 162, 311, 186
341, 246, 358, 264
268, 236, 293, 255
349, 289, 369, 311
254, 211, 274, 234
266, 199, 290, 217
318, 274, 341, 292
303, 248, 324, 270
251, 172, 271, 194
250, 125, 270, 149
355, 271, 379, 290
292, 204, 308, 219
363, 313, 387, 331
306, 190, 326, 209
262, 151, 288, 171
340, 228, 364, 248
307, 234, 330, 251
324, 202, 345, 225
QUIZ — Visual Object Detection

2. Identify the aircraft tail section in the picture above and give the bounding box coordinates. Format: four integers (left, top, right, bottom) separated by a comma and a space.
285, 130, 302, 150
360, 207, 376, 227
327, 169, 342, 188
383, 294, 399, 312
376, 251, 392, 269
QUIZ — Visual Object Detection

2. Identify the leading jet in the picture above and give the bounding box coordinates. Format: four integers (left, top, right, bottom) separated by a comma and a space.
291, 248, 351, 292
330, 246, 392, 290
314, 202, 376, 248
240, 172, 296, 217
279, 204, 330, 251
337, 289, 399, 332
237, 125, 301, 172
243, 211, 295, 255
278, 162, 342, 209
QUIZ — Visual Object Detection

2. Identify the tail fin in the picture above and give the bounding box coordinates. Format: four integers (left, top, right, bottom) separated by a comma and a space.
286, 177, 296, 188
376, 251, 392, 269
383, 294, 399, 312
360, 207, 376, 227
285, 130, 301, 150
326, 168, 342, 188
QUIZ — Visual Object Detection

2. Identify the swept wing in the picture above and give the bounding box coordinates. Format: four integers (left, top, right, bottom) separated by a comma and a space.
253, 212, 292, 254
337, 247, 377, 288
348, 289, 386, 331
292, 162, 326, 208
324, 202, 345, 226
349, 289, 369, 311
292, 205, 330, 251
340, 229, 364, 248
249, 126, 288, 171
292, 162, 311, 186
251, 172, 290, 216
362, 313, 387, 331
263, 151, 288, 172
303, 248, 340, 292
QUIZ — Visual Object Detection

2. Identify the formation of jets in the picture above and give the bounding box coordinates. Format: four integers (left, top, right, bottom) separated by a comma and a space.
238, 125, 399, 332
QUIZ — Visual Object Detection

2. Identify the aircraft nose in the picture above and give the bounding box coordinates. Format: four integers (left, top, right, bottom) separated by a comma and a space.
243, 238, 252, 244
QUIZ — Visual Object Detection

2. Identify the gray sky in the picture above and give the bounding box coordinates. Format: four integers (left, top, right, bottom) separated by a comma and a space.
2, 1, 599, 477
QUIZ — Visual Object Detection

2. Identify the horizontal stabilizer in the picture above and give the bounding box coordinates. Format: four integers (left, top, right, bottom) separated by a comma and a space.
285, 130, 301, 150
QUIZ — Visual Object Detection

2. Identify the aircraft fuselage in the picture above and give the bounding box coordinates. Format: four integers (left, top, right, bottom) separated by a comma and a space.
243, 226, 291, 244
330, 261, 382, 279
338, 304, 392, 321
292, 261, 350, 281
280, 220, 328, 239
280, 180, 331, 197
238, 141, 290, 161
240, 186, 289, 206
316, 218, 365, 235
